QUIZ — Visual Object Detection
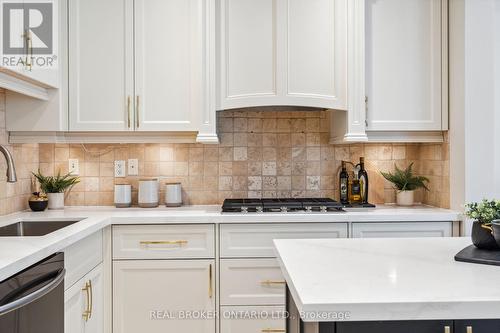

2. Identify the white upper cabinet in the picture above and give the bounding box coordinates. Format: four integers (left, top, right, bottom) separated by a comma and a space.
222, 0, 276, 106
68, 0, 213, 135
365, 0, 447, 132
285, 0, 347, 108
217, 0, 347, 110
134, 0, 204, 131
68, 0, 134, 131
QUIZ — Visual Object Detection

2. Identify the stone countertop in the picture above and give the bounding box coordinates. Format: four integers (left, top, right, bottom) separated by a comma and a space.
274, 237, 500, 322
0, 205, 461, 282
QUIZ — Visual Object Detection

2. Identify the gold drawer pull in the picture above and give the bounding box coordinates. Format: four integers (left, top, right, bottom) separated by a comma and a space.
467, 326, 473, 333
262, 329, 286, 333
208, 264, 213, 298
261, 280, 286, 285
140, 240, 188, 246
82, 281, 92, 321
127, 96, 131, 129
444, 326, 451, 333
136, 95, 140, 128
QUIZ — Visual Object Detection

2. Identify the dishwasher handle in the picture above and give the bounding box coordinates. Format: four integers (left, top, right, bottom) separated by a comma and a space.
0, 268, 65, 316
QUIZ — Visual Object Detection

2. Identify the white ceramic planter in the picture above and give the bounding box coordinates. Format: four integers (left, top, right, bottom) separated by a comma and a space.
396, 190, 414, 206
47, 192, 65, 210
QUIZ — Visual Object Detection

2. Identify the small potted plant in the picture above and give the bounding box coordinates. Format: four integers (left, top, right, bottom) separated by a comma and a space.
380, 163, 429, 206
33, 170, 80, 210
465, 199, 500, 250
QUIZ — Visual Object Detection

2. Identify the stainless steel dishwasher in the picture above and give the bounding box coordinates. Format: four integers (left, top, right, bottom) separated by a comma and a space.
0, 253, 65, 333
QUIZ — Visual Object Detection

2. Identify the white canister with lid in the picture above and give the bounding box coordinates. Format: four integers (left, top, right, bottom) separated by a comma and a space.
138, 179, 159, 208
165, 182, 183, 207
114, 184, 132, 208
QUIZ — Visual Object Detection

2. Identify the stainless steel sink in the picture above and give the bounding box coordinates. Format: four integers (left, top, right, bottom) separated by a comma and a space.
0, 220, 82, 236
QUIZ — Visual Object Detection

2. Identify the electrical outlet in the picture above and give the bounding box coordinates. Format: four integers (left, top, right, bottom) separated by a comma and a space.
68, 159, 79, 175
114, 160, 126, 178
128, 159, 139, 176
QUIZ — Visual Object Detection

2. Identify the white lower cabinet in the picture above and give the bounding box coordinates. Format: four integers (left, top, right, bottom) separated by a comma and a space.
220, 306, 286, 333
64, 264, 104, 333
113, 259, 216, 333
351, 222, 453, 238
108, 222, 455, 333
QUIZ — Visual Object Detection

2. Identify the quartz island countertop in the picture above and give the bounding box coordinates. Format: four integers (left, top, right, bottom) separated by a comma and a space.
274, 237, 500, 322
0, 205, 460, 282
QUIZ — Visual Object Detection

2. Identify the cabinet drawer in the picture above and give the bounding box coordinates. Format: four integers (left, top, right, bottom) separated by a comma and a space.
220, 259, 285, 306
220, 306, 285, 333
64, 230, 103, 290
220, 223, 348, 258
112, 225, 215, 259
351, 222, 453, 238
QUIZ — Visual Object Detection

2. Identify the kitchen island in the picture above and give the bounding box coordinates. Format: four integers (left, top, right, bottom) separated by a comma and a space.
274, 237, 500, 332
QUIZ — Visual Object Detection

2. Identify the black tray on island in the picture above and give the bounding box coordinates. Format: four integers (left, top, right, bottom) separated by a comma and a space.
455, 245, 500, 266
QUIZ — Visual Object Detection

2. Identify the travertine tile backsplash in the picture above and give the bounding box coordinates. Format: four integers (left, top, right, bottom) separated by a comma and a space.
38, 109, 450, 208
0, 90, 39, 215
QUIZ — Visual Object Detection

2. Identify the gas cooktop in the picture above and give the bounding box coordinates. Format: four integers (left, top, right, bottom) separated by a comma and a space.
221, 198, 345, 213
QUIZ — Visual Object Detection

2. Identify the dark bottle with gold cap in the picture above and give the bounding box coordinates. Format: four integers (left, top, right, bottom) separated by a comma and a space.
358, 157, 369, 204
339, 161, 349, 204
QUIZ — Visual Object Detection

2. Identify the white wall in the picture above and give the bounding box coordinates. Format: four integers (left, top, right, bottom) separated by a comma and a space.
450, 0, 500, 235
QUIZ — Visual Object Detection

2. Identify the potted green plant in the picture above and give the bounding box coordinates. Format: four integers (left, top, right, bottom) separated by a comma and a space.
32, 170, 80, 210
465, 199, 500, 250
380, 163, 429, 206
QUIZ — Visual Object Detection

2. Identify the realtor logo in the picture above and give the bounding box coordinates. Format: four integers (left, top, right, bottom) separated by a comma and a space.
3, 2, 53, 54
1, 0, 56, 69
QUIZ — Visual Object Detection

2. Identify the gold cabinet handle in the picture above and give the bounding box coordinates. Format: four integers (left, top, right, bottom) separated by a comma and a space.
88, 280, 93, 319
139, 240, 188, 246
208, 264, 213, 298
444, 326, 451, 333
136, 95, 140, 128
127, 96, 131, 129
467, 326, 473, 333
82, 281, 91, 321
261, 329, 286, 333
23, 30, 32, 70
261, 280, 286, 285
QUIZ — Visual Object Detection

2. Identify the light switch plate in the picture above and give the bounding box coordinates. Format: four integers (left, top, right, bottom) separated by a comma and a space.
68, 159, 79, 175
128, 159, 139, 176
114, 160, 126, 178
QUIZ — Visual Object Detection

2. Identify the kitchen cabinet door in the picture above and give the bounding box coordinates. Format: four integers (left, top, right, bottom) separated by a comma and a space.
134, 0, 205, 131
351, 222, 453, 238
113, 259, 215, 333
365, 0, 447, 131
335, 320, 454, 333
218, 0, 347, 110
65, 275, 85, 333
284, 0, 347, 109
68, 0, 134, 131
65, 264, 104, 333
455, 320, 500, 333
218, 0, 278, 109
